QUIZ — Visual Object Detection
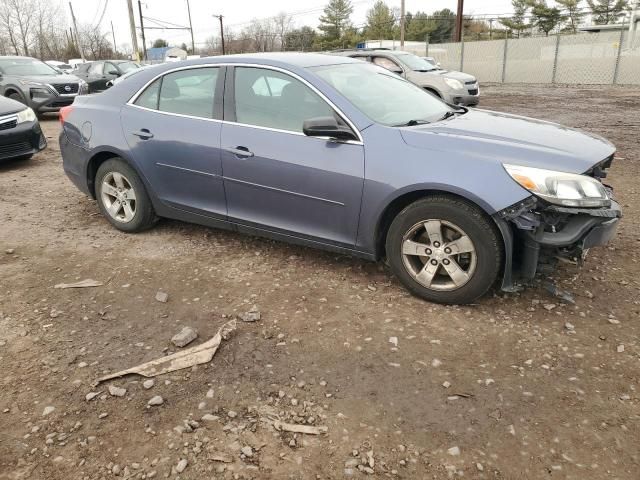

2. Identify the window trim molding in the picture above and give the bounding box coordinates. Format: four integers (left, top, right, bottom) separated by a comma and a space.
127, 62, 364, 145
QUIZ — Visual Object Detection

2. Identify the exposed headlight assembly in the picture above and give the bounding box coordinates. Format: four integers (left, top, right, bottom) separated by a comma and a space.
16, 107, 36, 124
504, 164, 610, 208
444, 78, 464, 90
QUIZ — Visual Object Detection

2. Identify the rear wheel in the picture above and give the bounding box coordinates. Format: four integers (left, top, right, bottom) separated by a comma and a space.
386, 196, 503, 304
95, 158, 156, 232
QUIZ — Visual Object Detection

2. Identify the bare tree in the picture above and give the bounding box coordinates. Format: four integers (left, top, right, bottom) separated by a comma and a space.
273, 12, 293, 51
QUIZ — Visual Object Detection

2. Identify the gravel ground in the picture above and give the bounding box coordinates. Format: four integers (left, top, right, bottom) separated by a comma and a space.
0, 84, 638, 480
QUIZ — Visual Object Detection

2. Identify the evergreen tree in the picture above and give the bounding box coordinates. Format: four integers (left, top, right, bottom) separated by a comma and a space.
586, 0, 629, 24
364, 1, 396, 39
527, 0, 563, 35
500, 0, 530, 37
318, 0, 353, 41
556, 0, 584, 32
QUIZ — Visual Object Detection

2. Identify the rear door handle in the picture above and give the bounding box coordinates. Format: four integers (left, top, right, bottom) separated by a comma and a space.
132, 129, 154, 140
224, 146, 254, 158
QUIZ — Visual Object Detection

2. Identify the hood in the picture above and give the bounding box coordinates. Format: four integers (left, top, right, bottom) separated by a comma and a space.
437, 69, 476, 83
11, 74, 81, 84
400, 109, 615, 174
0, 95, 27, 115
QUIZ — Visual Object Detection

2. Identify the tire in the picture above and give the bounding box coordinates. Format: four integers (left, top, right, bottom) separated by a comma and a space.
7, 92, 26, 105
386, 195, 503, 304
95, 158, 157, 232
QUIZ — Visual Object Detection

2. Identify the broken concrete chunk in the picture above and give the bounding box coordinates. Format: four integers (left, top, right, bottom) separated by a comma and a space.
175, 459, 187, 473
148, 395, 164, 406
108, 385, 127, 397
42, 406, 55, 416
171, 327, 198, 348
155, 291, 169, 303
143, 379, 155, 389
240, 306, 261, 322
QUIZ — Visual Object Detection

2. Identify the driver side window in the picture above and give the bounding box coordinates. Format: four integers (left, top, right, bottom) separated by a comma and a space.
104, 62, 118, 75
372, 57, 401, 73
234, 67, 337, 133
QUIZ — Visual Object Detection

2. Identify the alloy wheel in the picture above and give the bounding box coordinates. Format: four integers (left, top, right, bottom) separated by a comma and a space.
100, 172, 137, 223
401, 219, 477, 291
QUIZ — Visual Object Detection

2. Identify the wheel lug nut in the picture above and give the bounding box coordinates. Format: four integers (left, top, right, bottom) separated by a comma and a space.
433, 241, 440, 248
444, 247, 452, 254
430, 259, 438, 266
425, 248, 432, 255
443, 259, 450, 265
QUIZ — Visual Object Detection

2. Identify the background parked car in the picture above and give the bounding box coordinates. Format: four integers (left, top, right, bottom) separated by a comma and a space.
46, 60, 73, 73
74, 60, 140, 93
329, 49, 479, 106
0, 56, 88, 116
0, 95, 46, 162
105, 65, 152, 88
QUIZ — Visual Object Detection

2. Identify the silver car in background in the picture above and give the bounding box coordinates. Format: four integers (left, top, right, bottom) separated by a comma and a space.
329, 48, 479, 106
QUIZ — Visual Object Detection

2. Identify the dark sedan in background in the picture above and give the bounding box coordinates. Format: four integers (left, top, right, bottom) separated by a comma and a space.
74, 60, 140, 93
0, 95, 46, 162
0, 56, 88, 116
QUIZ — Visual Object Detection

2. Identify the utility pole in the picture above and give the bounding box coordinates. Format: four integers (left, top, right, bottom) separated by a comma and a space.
111, 21, 117, 54
186, 0, 195, 54
454, 0, 464, 42
68, 2, 85, 61
137, 0, 147, 61
214, 15, 225, 55
126, 0, 140, 61
399, 0, 405, 47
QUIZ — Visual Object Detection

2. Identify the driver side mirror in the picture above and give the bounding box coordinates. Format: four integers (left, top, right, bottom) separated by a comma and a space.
108, 70, 120, 76
303, 117, 358, 141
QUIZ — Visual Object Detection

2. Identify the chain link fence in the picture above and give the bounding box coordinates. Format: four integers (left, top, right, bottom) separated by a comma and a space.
415, 31, 640, 85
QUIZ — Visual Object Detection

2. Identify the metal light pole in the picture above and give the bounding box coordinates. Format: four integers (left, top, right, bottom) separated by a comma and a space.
454, 0, 464, 42
399, 0, 405, 48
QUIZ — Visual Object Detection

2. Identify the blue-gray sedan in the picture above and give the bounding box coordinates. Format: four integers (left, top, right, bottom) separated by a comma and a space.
59, 53, 621, 304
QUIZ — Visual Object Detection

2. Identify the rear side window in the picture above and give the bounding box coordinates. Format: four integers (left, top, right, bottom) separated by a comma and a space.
133, 67, 219, 119
134, 78, 161, 110
159, 68, 218, 119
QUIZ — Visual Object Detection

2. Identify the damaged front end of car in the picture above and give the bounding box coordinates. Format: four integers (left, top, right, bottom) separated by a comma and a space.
493, 155, 622, 291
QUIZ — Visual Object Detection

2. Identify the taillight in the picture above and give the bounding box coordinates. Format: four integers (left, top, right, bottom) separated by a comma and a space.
59, 105, 73, 125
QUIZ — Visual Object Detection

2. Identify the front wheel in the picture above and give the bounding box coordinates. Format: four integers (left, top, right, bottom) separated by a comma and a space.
95, 158, 157, 232
386, 196, 503, 304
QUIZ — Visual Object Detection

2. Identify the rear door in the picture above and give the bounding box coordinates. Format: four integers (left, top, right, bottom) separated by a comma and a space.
220, 66, 364, 248
86, 62, 105, 92
121, 66, 227, 219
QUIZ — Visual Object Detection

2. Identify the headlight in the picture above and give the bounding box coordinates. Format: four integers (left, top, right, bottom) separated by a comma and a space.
444, 78, 464, 90
16, 107, 36, 124
504, 164, 610, 208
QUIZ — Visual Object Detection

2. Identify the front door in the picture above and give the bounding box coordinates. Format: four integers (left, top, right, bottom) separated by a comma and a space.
121, 66, 227, 219
221, 66, 364, 248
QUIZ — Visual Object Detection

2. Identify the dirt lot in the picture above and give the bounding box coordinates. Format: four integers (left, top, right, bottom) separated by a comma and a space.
0, 84, 639, 480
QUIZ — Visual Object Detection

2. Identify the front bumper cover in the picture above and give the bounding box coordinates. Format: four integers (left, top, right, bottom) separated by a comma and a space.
495, 194, 621, 290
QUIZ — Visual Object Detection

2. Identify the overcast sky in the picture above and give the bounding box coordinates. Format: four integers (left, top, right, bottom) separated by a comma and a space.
71, 0, 516, 50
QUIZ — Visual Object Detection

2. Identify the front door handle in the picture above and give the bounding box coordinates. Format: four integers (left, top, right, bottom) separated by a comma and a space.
224, 146, 254, 158
132, 129, 154, 140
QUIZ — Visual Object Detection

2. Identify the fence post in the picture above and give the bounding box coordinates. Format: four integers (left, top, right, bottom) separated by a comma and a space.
551, 34, 561, 83
460, 36, 465, 71
501, 36, 508, 83
612, 28, 625, 84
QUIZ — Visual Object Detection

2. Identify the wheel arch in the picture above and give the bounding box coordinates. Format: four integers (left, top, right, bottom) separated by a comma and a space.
4, 87, 24, 99
423, 87, 443, 99
373, 188, 509, 273
86, 149, 142, 199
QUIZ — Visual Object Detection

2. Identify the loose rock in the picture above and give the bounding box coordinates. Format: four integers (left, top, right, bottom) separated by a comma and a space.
148, 395, 164, 406
171, 327, 198, 347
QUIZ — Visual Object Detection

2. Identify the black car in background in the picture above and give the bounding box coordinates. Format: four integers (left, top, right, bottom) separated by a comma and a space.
0, 95, 46, 162
74, 60, 140, 93
0, 56, 88, 116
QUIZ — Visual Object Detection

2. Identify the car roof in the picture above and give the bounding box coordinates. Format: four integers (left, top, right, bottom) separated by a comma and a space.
170, 52, 361, 69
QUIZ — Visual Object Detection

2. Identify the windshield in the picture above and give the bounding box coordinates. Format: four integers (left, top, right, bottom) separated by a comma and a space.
0, 58, 59, 76
394, 53, 437, 72
311, 63, 450, 127
118, 62, 139, 73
